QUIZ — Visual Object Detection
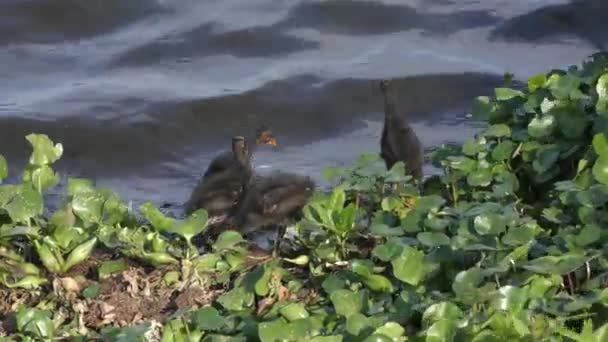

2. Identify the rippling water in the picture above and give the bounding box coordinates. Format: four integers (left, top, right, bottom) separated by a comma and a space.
0, 0, 604, 214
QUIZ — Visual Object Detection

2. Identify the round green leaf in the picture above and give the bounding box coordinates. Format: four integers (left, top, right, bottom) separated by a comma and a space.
417, 232, 450, 247
426, 319, 457, 342
473, 214, 506, 236
391, 246, 426, 286
4, 183, 43, 223
484, 124, 511, 138
346, 313, 370, 336
528, 115, 555, 138
467, 169, 492, 187
593, 133, 608, 156
592, 155, 608, 185
373, 322, 405, 339
191, 307, 225, 331
280, 303, 310, 322
495, 87, 524, 101
554, 105, 588, 138
532, 145, 560, 174
575, 224, 601, 247
422, 302, 463, 328
330, 289, 363, 318
528, 73, 547, 92
491, 141, 515, 161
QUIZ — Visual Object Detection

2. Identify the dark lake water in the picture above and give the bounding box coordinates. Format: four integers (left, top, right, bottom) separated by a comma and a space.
0, 0, 604, 215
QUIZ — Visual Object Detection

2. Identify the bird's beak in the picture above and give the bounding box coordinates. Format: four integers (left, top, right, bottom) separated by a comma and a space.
268, 137, 277, 146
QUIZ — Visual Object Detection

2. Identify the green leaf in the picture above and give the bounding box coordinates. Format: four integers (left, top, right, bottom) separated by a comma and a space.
533, 144, 560, 174
99, 259, 127, 280
280, 303, 310, 322
473, 213, 506, 236
4, 183, 43, 223
417, 232, 450, 247
502, 225, 540, 247
83, 284, 100, 299
0, 155, 7, 182
576, 224, 602, 247
213, 231, 245, 251
370, 223, 403, 237
452, 267, 485, 303
471, 96, 494, 120
554, 105, 588, 139
140, 202, 175, 232
15, 308, 55, 338
217, 287, 254, 311
422, 302, 463, 328
528, 115, 555, 138
484, 124, 511, 138
67, 178, 95, 196
346, 313, 370, 336
495, 87, 525, 101
372, 239, 404, 262
392, 246, 426, 286
522, 254, 587, 275
592, 156, 608, 185
426, 319, 457, 342
330, 289, 363, 318
593, 133, 608, 157
373, 322, 405, 339
596, 73, 608, 113
467, 169, 492, 187
528, 73, 547, 92
191, 307, 225, 331
491, 141, 516, 161
548, 74, 581, 99
176, 209, 209, 243
25, 134, 63, 166
63, 237, 97, 273
462, 139, 484, 156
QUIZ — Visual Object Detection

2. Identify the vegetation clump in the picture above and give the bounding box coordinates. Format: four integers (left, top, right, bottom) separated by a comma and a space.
1, 52, 608, 341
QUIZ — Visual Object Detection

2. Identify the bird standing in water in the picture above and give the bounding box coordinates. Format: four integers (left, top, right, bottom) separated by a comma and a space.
202, 126, 276, 180
379, 79, 424, 181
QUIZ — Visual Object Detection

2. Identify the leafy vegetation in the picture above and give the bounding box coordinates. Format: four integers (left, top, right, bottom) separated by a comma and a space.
1, 52, 608, 341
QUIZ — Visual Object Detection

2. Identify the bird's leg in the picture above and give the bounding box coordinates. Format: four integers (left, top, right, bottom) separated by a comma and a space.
273, 225, 286, 257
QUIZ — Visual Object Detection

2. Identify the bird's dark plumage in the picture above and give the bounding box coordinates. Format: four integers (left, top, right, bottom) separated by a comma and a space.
379, 79, 424, 181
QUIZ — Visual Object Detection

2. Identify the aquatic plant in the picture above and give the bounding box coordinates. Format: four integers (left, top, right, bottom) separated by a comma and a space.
1, 52, 608, 340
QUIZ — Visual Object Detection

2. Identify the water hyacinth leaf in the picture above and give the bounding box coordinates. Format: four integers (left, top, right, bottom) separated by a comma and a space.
533, 145, 560, 174
63, 237, 97, 273
25, 165, 60, 193
82, 284, 100, 299
554, 106, 588, 139
592, 156, 608, 185
370, 223, 403, 237
99, 259, 127, 280
522, 254, 587, 275
462, 139, 484, 156
425, 319, 457, 342
471, 96, 494, 120
322, 274, 346, 294
330, 289, 363, 318
548, 74, 581, 99
67, 178, 96, 196
528, 73, 547, 92
422, 302, 463, 328
373, 322, 405, 339
593, 133, 608, 156
213, 231, 245, 251
495, 87, 525, 101
311, 337, 343, 342
15, 308, 55, 338
0, 155, 7, 182
362, 274, 394, 293
258, 320, 300, 342
484, 124, 511, 138
191, 307, 225, 331
217, 287, 254, 311
491, 140, 516, 161
391, 246, 426, 286
372, 239, 404, 262
452, 267, 484, 303
176, 209, 209, 243
417, 232, 450, 247
363, 334, 393, 342
575, 224, 601, 247
346, 313, 370, 336
467, 169, 492, 187
72, 190, 105, 224
280, 303, 310, 322
26, 134, 63, 166
140, 202, 175, 232
528, 115, 555, 138
446, 156, 476, 173
597, 73, 608, 113
4, 184, 43, 223
473, 213, 505, 236
502, 225, 540, 246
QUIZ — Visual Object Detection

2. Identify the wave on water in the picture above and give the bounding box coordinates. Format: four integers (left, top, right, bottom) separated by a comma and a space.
0, 0, 169, 46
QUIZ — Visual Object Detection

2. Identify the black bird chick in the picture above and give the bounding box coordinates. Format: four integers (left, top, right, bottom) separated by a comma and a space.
379, 79, 424, 181
230, 171, 315, 254
203, 126, 276, 180
184, 136, 252, 218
